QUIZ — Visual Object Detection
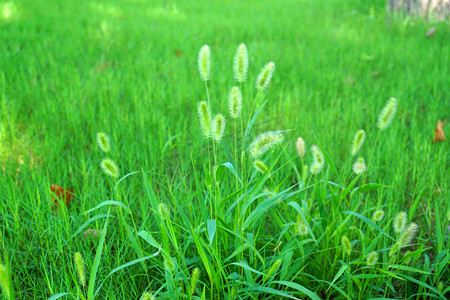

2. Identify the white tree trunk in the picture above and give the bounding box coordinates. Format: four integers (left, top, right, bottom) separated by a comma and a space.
387, 0, 449, 20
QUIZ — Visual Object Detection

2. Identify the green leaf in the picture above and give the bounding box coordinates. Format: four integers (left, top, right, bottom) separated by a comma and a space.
47, 293, 69, 300
388, 265, 432, 274
351, 183, 389, 196
83, 200, 131, 215
230, 262, 265, 276
71, 214, 109, 239
342, 211, 394, 240
87, 208, 111, 300
249, 285, 299, 299
137, 231, 160, 249
400, 275, 445, 299
288, 201, 317, 244
326, 265, 348, 293
273, 280, 321, 300
207, 219, 216, 245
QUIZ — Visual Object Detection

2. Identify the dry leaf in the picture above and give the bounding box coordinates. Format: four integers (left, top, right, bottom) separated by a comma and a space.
95, 61, 119, 72
174, 49, 183, 57
426, 27, 436, 37
345, 76, 355, 84
50, 184, 74, 208
433, 120, 445, 143
83, 229, 103, 239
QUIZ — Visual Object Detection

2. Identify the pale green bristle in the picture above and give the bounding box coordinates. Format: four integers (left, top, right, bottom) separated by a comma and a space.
256, 62, 275, 90
233, 43, 249, 82
350, 129, 365, 156
74, 252, 86, 287
100, 158, 120, 178
377, 97, 398, 131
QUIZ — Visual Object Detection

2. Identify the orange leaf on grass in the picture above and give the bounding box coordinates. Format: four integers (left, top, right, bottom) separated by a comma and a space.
433, 120, 445, 143
50, 184, 74, 208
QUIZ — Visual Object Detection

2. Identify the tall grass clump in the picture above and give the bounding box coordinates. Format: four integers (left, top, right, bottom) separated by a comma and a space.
48, 43, 449, 300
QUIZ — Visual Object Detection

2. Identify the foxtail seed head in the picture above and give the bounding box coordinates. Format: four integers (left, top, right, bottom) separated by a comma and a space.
233, 43, 249, 82
96, 132, 111, 153
249, 131, 284, 158
141, 292, 155, 300
100, 158, 120, 178
311, 145, 324, 165
212, 114, 226, 142
366, 251, 378, 266
164, 257, 175, 271
253, 160, 268, 174
198, 101, 212, 139
266, 259, 282, 278
256, 62, 275, 90
393, 211, 407, 234
350, 130, 365, 156
74, 252, 86, 287
310, 145, 325, 175
198, 45, 211, 81
389, 242, 401, 257
372, 210, 385, 222
295, 137, 306, 158
296, 214, 309, 236
398, 222, 418, 247
0, 265, 10, 300
352, 157, 366, 175
158, 203, 170, 220
190, 268, 200, 296
341, 236, 352, 256
228, 86, 242, 119
377, 97, 397, 131
310, 162, 322, 175
403, 250, 412, 264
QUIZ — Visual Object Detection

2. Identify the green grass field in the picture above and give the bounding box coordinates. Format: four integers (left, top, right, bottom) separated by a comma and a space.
0, 0, 449, 299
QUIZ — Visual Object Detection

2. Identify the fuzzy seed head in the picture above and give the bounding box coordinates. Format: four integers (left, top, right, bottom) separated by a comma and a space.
141, 292, 155, 300
228, 86, 242, 119
212, 114, 226, 142
311, 145, 325, 165
310, 145, 325, 175
393, 211, 407, 234
74, 252, 86, 287
233, 43, 249, 82
295, 137, 306, 158
198, 101, 212, 139
96, 132, 111, 153
198, 45, 211, 81
366, 251, 378, 266
389, 243, 401, 257
253, 160, 269, 174
256, 62, 275, 90
372, 210, 385, 222
190, 268, 200, 296
249, 131, 285, 159
164, 257, 175, 271
341, 236, 352, 256
352, 157, 366, 175
296, 215, 309, 236
310, 161, 323, 175
403, 250, 412, 264
100, 158, 120, 178
158, 203, 170, 220
266, 259, 282, 278
350, 130, 365, 156
377, 97, 397, 131
0, 265, 10, 300
398, 222, 418, 247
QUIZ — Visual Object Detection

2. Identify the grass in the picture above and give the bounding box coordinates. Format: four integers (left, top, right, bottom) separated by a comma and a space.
0, 0, 449, 299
